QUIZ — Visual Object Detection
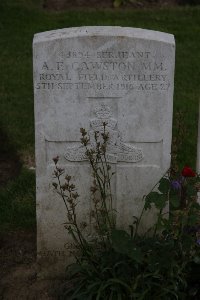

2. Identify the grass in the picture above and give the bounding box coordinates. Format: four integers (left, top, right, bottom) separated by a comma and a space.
0, 0, 200, 229
0, 168, 36, 231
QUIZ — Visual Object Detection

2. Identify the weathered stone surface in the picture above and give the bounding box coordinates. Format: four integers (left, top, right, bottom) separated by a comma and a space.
33, 26, 175, 277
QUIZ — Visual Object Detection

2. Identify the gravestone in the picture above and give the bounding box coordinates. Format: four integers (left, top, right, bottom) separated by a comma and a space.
33, 27, 175, 277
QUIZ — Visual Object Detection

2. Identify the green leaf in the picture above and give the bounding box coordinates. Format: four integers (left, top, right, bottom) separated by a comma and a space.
128, 247, 143, 262
111, 230, 131, 254
158, 178, 170, 193
187, 184, 196, 197
66, 263, 82, 277
191, 202, 200, 209
111, 229, 142, 263
194, 256, 200, 264
107, 278, 132, 293
145, 192, 159, 209
170, 195, 180, 208
154, 194, 167, 210
145, 192, 167, 210
146, 191, 159, 202
188, 214, 199, 225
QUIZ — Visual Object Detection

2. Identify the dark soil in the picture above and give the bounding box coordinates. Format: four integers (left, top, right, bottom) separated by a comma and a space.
0, 130, 58, 299
43, 0, 183, 11
0, 128, 21, 187
0, 230, 61, 300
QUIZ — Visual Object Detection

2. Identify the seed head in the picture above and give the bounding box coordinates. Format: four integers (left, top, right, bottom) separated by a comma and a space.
80, 128, 87, 136
65, 175, 71, 181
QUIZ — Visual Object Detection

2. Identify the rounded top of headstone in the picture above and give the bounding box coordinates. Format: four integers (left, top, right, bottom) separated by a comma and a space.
33, 26, 175, 45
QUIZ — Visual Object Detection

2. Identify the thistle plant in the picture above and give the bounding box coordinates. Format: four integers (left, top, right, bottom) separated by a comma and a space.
52, 159, 91, 259
80, 124, 116, 240
52, 123, 116, 259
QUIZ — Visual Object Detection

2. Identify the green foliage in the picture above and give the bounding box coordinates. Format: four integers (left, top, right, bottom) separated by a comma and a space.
111, 229, 143, 262
60, 215, 200, 299
159, 177, 170, 193
0, 168, 36, 230
55, 129, 200, 299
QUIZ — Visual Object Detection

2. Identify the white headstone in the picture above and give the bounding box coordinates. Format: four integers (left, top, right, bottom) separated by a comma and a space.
33, 26, 175, 277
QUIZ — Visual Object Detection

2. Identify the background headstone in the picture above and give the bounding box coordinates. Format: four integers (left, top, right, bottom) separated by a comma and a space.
33, 26, 175, 277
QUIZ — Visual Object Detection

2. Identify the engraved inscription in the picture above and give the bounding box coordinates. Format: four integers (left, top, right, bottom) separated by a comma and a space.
65, 104, 143, 164
37, 250, 67, 257
35, 49, 171, 92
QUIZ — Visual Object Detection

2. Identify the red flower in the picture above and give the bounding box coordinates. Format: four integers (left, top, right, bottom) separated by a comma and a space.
181, 166, 196, 177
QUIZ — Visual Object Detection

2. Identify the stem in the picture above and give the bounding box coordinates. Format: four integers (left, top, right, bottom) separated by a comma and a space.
153, 208, 162, 237
103, 152, 115, 227
89, 156, 112, 230
94, 201, 107, 249
57, 174, 91, 259
57, 175, 71, 216
133, 197, 146, 239
180, 184, 187, 209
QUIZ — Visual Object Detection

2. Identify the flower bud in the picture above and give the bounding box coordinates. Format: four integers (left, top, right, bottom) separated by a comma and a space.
181, 166, 196, 177
52, 182, 58, 189
65, 175, 71, 181
80, 128, 87, 136
52, 156, 59, 164
72, 192, 79, 199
